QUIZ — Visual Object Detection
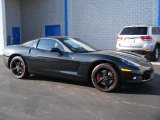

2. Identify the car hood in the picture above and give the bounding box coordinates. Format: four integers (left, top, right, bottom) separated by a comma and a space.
89, 50, 152, 66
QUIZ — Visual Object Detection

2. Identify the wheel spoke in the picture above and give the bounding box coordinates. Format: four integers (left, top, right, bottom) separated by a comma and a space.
97, 75, 114, 85
96, 78, 104, 84
17, 61, 21, 66
11, 67, 17, 71
17, 69, 22, 75
101, 70, 108, 76
105, 84, 108, 89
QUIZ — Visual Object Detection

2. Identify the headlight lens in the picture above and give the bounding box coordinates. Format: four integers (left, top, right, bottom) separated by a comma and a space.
121, 59, 141, 67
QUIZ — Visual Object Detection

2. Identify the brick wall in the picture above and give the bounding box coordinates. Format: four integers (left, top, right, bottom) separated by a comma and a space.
5, 0, 21, 44
21, 0, 65, 43
68, 0, 158, 50
3, 0, 159, 50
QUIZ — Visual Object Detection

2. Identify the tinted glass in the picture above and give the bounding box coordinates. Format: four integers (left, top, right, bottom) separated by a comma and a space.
37, 39, 64, 51
23, 40, 38, 47
152, 27, 160, 35
120, 27, 148, 35
59, 38, 96, 53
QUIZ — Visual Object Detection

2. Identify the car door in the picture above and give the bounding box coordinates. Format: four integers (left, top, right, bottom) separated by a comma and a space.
30, 38, 80, 77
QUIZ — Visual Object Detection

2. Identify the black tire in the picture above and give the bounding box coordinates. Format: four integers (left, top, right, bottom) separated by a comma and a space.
150, 46, 159, 61
91, 63, 120, 92
10, 56, 29, 79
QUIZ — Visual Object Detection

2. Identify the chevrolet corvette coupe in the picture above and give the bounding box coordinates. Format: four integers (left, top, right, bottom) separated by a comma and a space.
3, 37, 154, 92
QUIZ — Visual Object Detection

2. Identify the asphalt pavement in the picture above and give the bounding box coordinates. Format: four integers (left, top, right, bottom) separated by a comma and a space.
0, 56, 160, 120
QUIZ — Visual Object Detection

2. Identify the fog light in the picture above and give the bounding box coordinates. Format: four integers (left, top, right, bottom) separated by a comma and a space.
133, 77, 137, 80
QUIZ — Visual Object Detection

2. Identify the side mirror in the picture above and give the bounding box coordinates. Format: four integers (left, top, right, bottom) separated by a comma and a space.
51, 48, 63, 56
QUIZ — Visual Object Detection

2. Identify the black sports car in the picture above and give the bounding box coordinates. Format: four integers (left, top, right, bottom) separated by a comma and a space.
3, 37, 154, 92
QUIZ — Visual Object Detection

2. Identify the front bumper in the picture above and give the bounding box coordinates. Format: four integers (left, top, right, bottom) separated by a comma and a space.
121, 66, 154, 84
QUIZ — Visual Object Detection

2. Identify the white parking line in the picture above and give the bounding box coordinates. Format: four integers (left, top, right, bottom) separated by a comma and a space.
151, 62, 160, 65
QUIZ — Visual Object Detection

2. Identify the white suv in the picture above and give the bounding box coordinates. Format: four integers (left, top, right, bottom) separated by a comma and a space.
116, 25, 160, 61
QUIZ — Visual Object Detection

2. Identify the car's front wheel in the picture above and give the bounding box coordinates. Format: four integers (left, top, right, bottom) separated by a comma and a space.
91, 63, 120, 92
10, 56, 28, 79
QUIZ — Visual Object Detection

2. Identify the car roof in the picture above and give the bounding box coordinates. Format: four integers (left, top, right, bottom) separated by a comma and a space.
39, 36, 75, 40
43, 36, 74, 38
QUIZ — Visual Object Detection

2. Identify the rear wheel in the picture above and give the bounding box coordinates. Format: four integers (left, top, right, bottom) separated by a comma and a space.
10, 56, 29, 79
91, 63, 120, 92
150, 46, 159, 61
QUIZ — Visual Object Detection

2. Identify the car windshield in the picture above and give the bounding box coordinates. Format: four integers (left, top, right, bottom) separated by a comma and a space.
120, 27, 148, 35
59, 38, 97, 53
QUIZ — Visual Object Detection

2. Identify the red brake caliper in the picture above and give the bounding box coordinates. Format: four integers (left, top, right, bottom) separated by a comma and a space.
96, 74, 102, 82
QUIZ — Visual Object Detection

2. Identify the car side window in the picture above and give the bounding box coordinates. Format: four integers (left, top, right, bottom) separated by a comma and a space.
37, 39, 64, 51
23, 39, 38, 48
152, 27, 160, 35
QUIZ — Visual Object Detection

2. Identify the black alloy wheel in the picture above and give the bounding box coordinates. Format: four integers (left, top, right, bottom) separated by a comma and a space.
91, 63, 120, 92
10, 56, 28, 79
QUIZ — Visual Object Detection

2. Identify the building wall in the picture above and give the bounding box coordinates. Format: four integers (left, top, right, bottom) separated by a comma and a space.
68, 0, 159, 50
2, 0, 159, 54
5, 0, 21, 45
20, 0, 65, 43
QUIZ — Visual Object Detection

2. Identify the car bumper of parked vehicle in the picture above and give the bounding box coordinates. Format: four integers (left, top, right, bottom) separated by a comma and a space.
120, 66, 154, 84
116, 43, 155, 53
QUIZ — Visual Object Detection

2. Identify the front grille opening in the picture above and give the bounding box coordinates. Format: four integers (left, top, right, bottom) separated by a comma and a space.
143, 70, 152, 80
143, 74, 150, 80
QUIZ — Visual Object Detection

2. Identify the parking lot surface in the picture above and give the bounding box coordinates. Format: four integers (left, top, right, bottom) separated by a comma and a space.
0, 56, 160, 120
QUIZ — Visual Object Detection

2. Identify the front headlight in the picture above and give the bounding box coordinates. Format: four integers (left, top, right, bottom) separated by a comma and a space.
121, 58, 141, 67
